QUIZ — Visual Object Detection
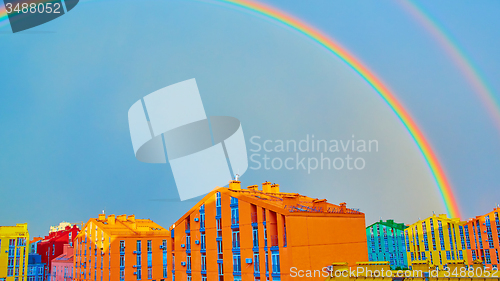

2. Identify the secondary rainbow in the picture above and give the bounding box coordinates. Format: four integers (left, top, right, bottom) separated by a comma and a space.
212, 0, 461, 218
398, 0, 500, 134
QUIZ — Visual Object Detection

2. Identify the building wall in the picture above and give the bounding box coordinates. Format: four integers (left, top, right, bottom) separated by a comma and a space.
367, 221, 408, 269
464, 207, 500, 269
406, 214, 468, 269
170, 184, 368, 281
0, 223, 30, 281
36, 225, 78, 281
51, 245, 73, 281
27, 254, 44, 281
73, 215, 169, 281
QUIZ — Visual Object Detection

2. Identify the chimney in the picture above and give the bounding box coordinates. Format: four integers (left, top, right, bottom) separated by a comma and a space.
98, 213, 106, 221
270, 183, 280, 193
107, 215, 116, 225
340, 202, 347, 213
128, 215, 137, 229
262, 181, 272, 193
283, 194, 299, 207
229, 180, 241, 191
128, 215, 136, 223
117, 214, 127, 222
312, 199, 327, 212
247, 185, 258, 191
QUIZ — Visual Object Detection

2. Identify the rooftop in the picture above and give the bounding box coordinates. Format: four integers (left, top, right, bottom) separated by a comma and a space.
77, 214, 169, 237
367, 219, 408, 230
172, 180, 364, 229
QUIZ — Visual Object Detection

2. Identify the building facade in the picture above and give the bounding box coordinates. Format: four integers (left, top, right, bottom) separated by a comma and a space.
366, 220, 408, 269
405, 214, 469, 269
51, 244, 73, 281
0, 223, 30, 281
27, 254, 44, 281
36, 225, 79, 281
28, 239, 43, 255
463, 207, 500, 269
73, 214, 170, 281
169, 180, 368, 281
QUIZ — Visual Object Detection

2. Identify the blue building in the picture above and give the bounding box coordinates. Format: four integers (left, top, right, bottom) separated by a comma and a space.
367, 219, 408, 269
27, 253, 44, 281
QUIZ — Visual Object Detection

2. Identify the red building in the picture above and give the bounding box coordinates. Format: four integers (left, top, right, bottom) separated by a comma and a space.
464, 207, 500, 269
36, 224, 79, 280
51, 244, 74, 281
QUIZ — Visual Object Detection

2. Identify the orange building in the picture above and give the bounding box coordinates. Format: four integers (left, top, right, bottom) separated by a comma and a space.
169, 180, 368, 281
464, 207, 500, 269
73, 214, 170, 281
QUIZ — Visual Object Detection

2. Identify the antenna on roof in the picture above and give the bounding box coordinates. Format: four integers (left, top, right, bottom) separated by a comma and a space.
235, 174, 240, 181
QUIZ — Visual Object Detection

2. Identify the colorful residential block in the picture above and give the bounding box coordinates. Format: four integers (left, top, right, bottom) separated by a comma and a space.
464, 207, 500, 269
29, 238, 43, 255
73, 214, 169, 281
405, 214, 469, 269
168, 180, 368, 281
27, 253, 44, 281
0, 223, 30, 281
366, 219, 408, 269
51, 244, 73, 281
36, 224, 79, 281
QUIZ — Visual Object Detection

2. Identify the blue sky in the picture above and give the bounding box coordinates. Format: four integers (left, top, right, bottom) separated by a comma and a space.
0, 0, 499, 236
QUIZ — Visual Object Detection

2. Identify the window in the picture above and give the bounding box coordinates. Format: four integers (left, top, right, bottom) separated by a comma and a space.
201, 233, 206, 250
201, 254, 207, 271
120, 241, 125, 253
486, 249, 492, 264
253, 227, 259, 248
216, 192, 221, 207
137, 253, 141, 266
187, 254, 191, 271
147, 240, 152, 252
231, 208, 239, 225
186, 235, 191, 250
216, 219, 222, 238
254, 253, 260, 273
148, 267, 152, 279
271, 252, 280, 274
120, 255, 125, 267
137, 240, 142, 252
265, 252, 269, 273
218, 263, 223, 281
233, 253, 241, 273
137, 267, 141, 280
200, 212, 205, 229
232, 230, 240, 249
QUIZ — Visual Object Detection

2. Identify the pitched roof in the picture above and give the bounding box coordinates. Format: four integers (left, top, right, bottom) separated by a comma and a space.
77, 214, 169, 238
171, 181, 364, 229
367, 219, 408, 230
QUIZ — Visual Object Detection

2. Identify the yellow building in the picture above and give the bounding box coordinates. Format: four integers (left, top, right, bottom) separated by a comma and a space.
0, 223, 30, 281
405, 214, 468, 269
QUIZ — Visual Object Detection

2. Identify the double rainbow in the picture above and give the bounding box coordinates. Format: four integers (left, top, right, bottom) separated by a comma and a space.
0, 0, 462, 218
215, 0, 461, 218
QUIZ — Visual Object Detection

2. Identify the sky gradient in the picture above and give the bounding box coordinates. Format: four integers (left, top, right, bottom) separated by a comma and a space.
0, 0, 499, 236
